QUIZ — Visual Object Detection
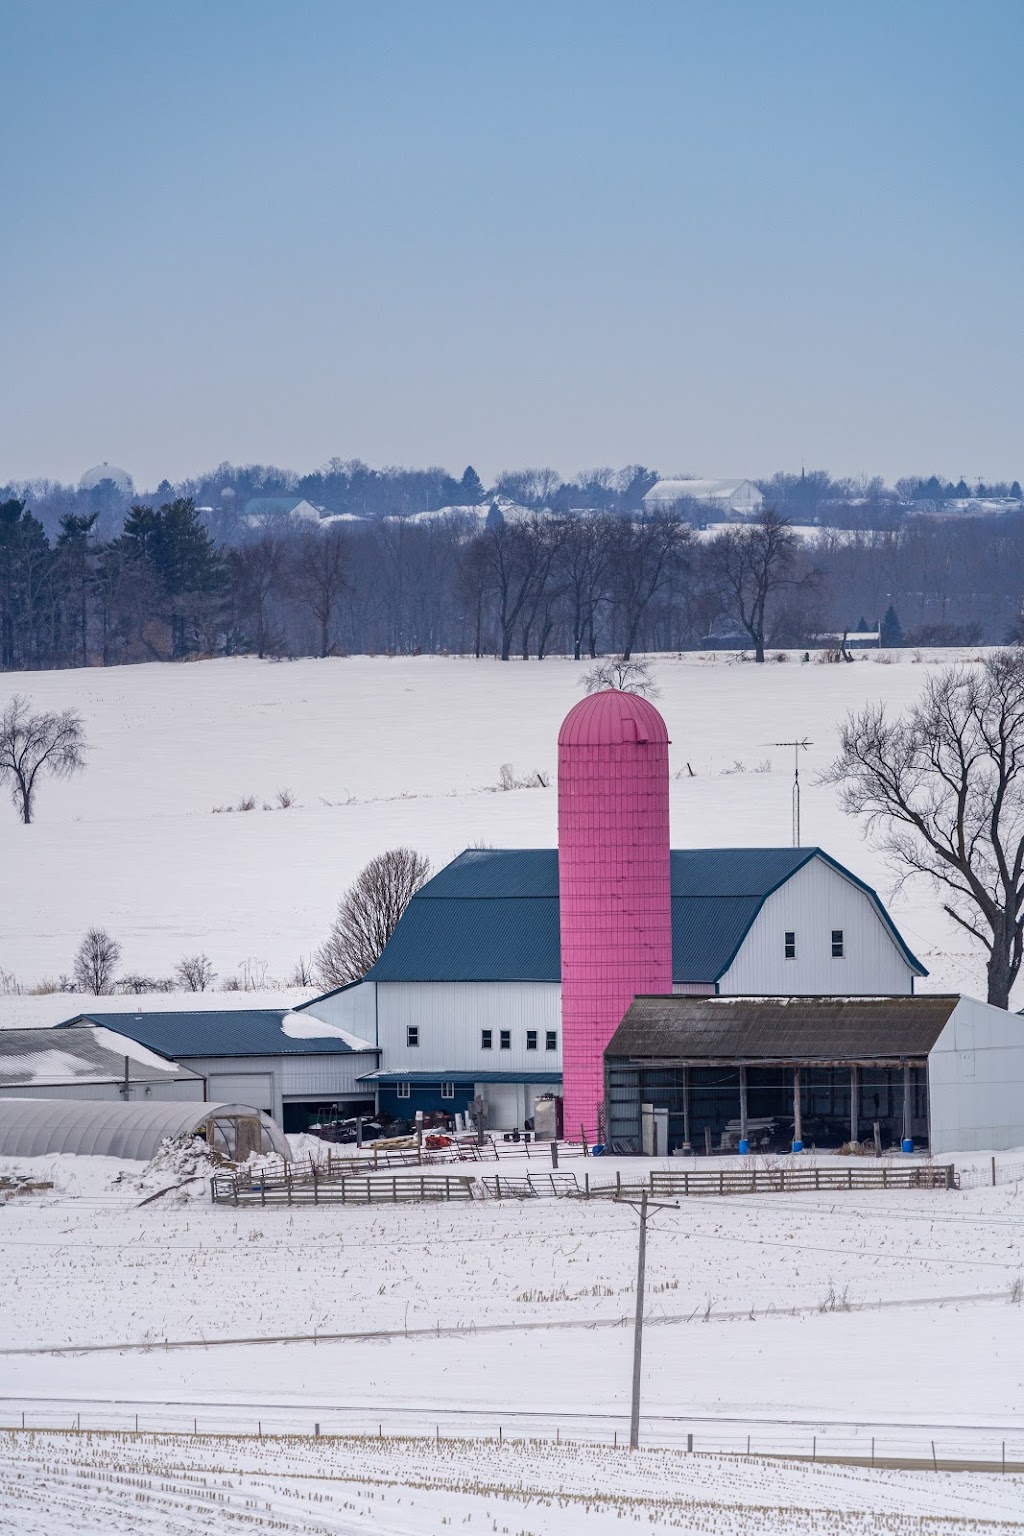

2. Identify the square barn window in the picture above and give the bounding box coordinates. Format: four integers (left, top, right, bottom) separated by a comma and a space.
396, 1082, 411, 1099
407, 1026, 420, 1047
526, 1030, 538, 1050
832, 929, 844, 958
481, 1029, 493, 1049
440, 1082, 455, 1100
784, 931, 796, 959
499, 1030, 511, 1050
545, 1030, 557, 1051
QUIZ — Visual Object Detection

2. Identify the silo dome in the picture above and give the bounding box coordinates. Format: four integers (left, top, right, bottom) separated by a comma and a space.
78, 462, 134, 494
558, 690, 669, 748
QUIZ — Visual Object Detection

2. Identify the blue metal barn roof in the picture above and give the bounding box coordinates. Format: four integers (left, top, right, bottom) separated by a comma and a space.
350, 847, 926, 987
360, 1071, 562, 1086
58, 1010, 378, 1059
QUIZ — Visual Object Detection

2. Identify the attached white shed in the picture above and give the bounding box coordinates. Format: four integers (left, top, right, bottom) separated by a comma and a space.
0, 1098, 290, 1162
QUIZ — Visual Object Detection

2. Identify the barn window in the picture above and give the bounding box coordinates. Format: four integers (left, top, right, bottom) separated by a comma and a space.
784, 931, 796, 959
545, 1030, 557, 1051
499, 1030, 511, 1050
526, 1030, 538, 1050
440, 1082, 455, 1099
481, 1029, 493, 1050
396, 1081, 411, 1099
832, 929, 845, 958
407, 1026, 419, 1047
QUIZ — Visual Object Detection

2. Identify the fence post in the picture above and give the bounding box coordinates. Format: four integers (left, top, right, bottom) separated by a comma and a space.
992, 1156, 997, 1187
931, 1440, 937, 1471
871, 1437, 874, 1467
687, 1432, 693, 1453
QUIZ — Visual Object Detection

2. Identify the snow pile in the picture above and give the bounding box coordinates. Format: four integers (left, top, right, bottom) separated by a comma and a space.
113, 1134, 215, 1200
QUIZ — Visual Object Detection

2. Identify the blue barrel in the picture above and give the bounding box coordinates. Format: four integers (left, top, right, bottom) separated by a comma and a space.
791, 1139, 804, 1153
738, 1139, 750, 1155
901, 1137, 914, 1153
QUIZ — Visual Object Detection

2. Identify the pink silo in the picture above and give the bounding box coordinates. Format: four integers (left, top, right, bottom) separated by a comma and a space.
558, 690, 673, 1142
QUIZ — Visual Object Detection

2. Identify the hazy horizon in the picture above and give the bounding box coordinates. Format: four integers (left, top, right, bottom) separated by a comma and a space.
2, 0, 1021, 489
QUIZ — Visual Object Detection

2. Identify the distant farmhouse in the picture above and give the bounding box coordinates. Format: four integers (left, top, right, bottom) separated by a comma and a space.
644, 478, 764, 517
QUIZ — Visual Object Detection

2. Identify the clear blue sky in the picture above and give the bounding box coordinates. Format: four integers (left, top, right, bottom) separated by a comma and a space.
1, 0, 1021, 489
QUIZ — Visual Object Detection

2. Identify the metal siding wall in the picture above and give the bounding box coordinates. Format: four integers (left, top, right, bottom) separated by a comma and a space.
928, 996, 1024, 1153
300, 982, 378, 1043
279, 1052, 380, 1098
0, 1081, 204, 1103
720, 858, 914, 995
377, 982, 562, 1072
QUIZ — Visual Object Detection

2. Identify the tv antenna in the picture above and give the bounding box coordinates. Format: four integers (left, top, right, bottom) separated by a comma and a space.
772, 739, 812, 846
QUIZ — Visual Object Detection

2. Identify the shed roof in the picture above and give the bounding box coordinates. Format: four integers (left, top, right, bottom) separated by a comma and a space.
57, 1010, 378, 1059
359, 1070, 562, 1086
607, 995, 961, 1062
0, 1028, 201, 1087
0, 1098, 290, 1160
343, 847, 925, 986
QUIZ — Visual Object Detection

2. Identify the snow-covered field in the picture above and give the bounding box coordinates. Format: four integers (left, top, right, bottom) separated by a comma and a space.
0, 649, 994, 1006
2, 1145, 1024, 1530
3, 649, 1022, 1529
3, 1428, 1023, 1535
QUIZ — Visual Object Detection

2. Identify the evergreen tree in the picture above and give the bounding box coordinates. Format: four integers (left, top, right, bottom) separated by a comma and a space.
56, 512, 100, 667
880, 604, 903, 648
122, 498, 225, 657
458, 465, 485, 504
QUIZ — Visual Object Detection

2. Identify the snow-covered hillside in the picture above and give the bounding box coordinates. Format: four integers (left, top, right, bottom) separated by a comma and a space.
0, 651, 991, 1002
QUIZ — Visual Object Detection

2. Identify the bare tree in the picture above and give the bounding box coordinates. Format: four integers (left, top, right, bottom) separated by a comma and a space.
73, 927, 122, 995
581, 656, 660, 697
317, 847, 432, 986
824, 651, 1024, 1008
704, 509, 815, 662
289, 527, 349, 658
174, 953, 217, 991
0, 694, 86, 824
610, 509, 690, 660
230, 532, 284, 658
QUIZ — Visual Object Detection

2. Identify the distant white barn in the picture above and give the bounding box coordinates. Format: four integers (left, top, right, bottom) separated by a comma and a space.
644, 478, 764, 516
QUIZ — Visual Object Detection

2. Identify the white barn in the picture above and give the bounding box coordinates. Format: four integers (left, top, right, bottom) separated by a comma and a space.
301, 847, 926, 1130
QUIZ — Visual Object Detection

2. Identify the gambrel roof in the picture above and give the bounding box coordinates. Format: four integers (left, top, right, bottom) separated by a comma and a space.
304, 847, 925, 994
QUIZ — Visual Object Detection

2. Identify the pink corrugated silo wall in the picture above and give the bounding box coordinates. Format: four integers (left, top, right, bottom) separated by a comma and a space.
558, 689, 673, 1141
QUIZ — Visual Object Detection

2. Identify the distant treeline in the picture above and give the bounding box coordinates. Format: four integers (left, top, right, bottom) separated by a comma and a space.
1, 460, 1022, 670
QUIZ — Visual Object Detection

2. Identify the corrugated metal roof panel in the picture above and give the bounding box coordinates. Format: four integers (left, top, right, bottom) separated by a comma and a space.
0, 1029, 198, 1086
607, 995, 960, 1060
57, 1011, 377, 1059
360, 1071, 562, 1085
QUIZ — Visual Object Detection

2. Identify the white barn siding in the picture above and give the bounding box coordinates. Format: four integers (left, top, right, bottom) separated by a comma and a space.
928, 996, 1024, 1153
184, 1052, 379, 1123
720, 856, 914, 995
300, 982, 378, 1043
377, 982, 562, 1073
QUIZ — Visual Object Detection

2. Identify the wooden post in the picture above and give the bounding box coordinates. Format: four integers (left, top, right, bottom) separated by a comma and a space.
873, 1120, 882, 1158
902, 1063, 912, 1148
704, 1125, 712, 1156
992, 1155, 997, 1187
739, 1066, 748, 1148
550, 1140, 559, 1170
682, 1066, 691, 1150
849, 1064, 858, 1145
792, 1067, 803, 1150
629, 1191, 649, 1451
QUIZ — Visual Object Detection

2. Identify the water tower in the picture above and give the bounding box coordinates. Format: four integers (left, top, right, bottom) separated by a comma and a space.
557, 690, 673, 1141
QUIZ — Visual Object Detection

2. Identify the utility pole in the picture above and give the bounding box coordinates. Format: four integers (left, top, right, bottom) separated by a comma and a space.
619, 1189, 679, 1450
630, 1190, 648, 1451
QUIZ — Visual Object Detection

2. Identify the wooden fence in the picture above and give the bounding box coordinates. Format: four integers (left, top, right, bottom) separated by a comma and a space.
210, 1166, 476, 1207
649, 1164, 956, 1197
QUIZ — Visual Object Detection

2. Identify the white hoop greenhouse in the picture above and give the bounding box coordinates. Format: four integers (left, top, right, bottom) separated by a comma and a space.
0, 1098, 289, 1162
